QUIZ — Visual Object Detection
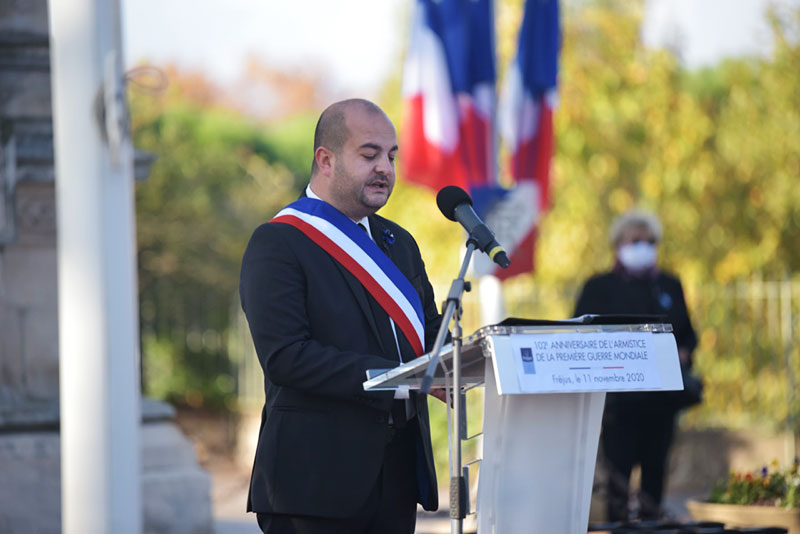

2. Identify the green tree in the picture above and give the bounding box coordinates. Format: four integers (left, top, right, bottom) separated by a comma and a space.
495, 1, 800, 429
130, 71, 308, 408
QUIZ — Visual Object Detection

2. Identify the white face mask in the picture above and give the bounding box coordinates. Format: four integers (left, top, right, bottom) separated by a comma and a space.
617, 242, 657, 272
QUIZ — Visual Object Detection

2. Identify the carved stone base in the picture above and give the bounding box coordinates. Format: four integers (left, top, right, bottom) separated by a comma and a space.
0, 419, 213, 533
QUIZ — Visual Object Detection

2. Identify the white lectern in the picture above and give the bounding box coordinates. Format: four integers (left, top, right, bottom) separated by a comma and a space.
364, 318, 684, 534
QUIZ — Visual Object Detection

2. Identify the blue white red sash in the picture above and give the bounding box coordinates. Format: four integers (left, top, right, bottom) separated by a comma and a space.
271, 198, 426, 357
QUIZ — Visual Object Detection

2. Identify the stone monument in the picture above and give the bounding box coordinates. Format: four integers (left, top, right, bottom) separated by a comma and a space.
0, 1, 213, 532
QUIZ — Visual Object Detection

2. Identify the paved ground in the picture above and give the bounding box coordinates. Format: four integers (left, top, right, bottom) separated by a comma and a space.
207, 456, 259, 534
175, 409, 694, 533
207, 456, 692, 534
174, 408, 471, 534
208, 460, 471, 534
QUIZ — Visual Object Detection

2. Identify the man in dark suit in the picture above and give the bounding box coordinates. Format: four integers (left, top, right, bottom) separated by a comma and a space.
240, 99, 442, 533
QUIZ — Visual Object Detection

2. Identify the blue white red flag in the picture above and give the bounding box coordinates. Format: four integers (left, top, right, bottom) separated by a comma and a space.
400, 0, 497, 194
475, 0, 560, 279
402, 0, 560, 280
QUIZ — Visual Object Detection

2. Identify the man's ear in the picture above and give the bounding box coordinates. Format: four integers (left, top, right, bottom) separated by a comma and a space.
314, 146, 335, 176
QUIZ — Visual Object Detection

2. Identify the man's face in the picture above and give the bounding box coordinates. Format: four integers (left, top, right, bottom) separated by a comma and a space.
329, 108, 397, 220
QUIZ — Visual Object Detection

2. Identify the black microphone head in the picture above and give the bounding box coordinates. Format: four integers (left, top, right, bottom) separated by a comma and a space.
436, 185, 472, 221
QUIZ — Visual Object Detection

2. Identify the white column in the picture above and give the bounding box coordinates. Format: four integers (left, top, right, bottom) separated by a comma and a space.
48, 0, 142, 532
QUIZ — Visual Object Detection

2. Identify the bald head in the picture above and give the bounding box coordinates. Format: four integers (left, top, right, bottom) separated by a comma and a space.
311, 99, 388, 176
308, 99, 398, 220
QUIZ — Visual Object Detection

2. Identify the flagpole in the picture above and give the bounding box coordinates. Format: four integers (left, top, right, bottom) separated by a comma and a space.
479, 275, 506, 326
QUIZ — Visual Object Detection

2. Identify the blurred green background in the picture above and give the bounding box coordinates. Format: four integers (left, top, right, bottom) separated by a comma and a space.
130, 0, 800, 484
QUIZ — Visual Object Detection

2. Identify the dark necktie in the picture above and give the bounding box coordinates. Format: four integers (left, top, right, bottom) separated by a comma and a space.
359, 222, 408, 427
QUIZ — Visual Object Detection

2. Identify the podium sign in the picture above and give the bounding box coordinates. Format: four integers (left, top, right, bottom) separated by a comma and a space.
510, 331, 661, 393
364, 321, 684, 534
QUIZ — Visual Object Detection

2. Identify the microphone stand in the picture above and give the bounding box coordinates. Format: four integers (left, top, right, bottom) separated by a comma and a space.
421, 240, 476, 534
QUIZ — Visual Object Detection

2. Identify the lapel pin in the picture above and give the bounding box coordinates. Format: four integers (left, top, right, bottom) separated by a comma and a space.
381, 228, 396, 247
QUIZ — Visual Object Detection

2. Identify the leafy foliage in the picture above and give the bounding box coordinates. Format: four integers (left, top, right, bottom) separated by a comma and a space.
130, 1, 800, 438
131, 73, 307, 408
407, 3, 800, 478
487, 1, 800, 431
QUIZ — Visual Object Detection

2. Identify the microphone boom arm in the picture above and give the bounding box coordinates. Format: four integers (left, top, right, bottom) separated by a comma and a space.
420, 241, 475, 395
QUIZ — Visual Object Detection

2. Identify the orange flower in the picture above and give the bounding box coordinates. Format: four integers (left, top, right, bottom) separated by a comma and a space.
744, 473, 754, 482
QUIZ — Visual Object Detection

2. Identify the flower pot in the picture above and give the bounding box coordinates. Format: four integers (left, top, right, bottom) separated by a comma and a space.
687, 499, 800, 534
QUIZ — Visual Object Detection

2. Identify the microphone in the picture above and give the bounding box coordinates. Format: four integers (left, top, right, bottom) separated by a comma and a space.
436, 186, 511, 269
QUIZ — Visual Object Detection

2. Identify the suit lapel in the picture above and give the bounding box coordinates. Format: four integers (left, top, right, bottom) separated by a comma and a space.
369, 216, 416, 363
295, 192, 407, 358
368, 215, 394, 262
365, 216, 398, 359
331, 260, 388, 355
297, 190, 388, 352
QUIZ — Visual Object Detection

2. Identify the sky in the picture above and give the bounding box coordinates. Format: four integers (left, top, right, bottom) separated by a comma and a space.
123, 0, 799, 97
642, 0, 799, 69
122, 0, 406, 96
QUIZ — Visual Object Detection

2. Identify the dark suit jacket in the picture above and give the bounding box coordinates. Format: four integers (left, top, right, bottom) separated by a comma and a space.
574, 270, 697, 355
239, 210, 441, 518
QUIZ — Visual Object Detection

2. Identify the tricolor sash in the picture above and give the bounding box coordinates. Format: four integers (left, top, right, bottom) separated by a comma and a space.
271, 198, 426, 357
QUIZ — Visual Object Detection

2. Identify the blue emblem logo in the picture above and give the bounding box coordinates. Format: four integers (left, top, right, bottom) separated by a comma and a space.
521, 347, 536, 375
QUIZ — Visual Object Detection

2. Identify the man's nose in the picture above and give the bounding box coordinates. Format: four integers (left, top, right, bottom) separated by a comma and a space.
375, 154, 394, 176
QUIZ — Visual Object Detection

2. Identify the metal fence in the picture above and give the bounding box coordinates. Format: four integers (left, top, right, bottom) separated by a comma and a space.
231, 276, 800, 431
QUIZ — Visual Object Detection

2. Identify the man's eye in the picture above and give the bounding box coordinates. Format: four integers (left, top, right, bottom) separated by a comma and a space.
362, 153, 376, 160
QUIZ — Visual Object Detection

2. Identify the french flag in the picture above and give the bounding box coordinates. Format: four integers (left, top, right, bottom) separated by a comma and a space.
400, 0, 497, 194
402, 0, 560, 281
476, 0, 560, 280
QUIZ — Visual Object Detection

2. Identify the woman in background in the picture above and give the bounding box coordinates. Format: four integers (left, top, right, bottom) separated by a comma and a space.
574, 210, 697, 521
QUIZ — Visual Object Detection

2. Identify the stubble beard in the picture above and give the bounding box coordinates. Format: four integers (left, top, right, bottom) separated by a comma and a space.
334, 159, 391, 217
359, 176, 392, 213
